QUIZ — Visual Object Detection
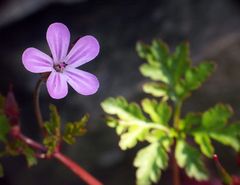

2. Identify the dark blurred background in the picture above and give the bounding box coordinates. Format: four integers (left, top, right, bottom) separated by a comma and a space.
0, 0, 240, 185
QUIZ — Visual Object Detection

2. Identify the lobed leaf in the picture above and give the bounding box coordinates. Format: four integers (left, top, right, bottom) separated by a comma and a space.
202, 104, 232, 129
134, 142, 168, 185
193, 133, 214, 158
101, 97, 170, 150
63, 114, 88, 145
101, 97, 146, 122
143, 82, 168, 98
175, 139, 208, 181
141, 98, 171, 125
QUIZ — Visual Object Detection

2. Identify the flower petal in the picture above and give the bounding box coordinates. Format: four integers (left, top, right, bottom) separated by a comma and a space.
46, 71, 68, 99
65, 35, 100, 68
22, 47, 53, 73
64, 67, 99, 95
46, 22, 70, 63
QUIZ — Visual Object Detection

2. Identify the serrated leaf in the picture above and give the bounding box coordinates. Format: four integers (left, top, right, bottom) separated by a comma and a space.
101, 97, 146, 122
141, 99, 171, 125
43, 104, 61, 154
172, 42, 190, 82
140, 64, 169, 83
119, 126, 148, 150
143, 82, 168, 98
134, 142, 168, 185
63, 114, 88, 145
202, 104, 232, 129
101, 97, 170, 150
0, 115, 10, 142
44, 104, 61, 136
175, 140, 208, 180
184, 62, 214, 91
43, 136, 58, 155
209, 131, 240, 151
193, 133, 214, 158
179, 113, 202, 131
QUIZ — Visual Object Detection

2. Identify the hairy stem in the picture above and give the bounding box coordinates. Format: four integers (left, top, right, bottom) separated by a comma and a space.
33, 78, 46, 135
17, 133, 102, 185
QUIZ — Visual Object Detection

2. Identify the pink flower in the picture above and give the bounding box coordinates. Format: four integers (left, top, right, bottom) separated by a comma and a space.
22, 22, 100, 99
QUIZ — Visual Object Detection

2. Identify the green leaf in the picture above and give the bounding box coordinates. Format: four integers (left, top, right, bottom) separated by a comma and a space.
63, 114, 88, 145
193, 133, 214, 158
43, 136, 58, 155
43, 104, 61, 155
202, 104, 232, 129
140, 64, 169, 83
101, 97, 146, 122
179, 113, 202, 131
209, 130, 240, 151
184, 62, 215, 91
22, 146, 37, 167
0, 115, 10, 142
134, 142, 168, 185
141, 99, 171, 125
44, 104, 61, 136
101, 97, 170, 150
143, 82, 168, 98
175, 140, 208, 180
172, 42, 190, 82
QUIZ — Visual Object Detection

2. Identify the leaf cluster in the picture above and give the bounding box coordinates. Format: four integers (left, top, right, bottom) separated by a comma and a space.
101, 40, 240, 185
43, 104, 88, 155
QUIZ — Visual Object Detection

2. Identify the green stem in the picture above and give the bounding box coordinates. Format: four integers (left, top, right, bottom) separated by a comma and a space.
33, 78, 46, 136
173, 101, 182, 130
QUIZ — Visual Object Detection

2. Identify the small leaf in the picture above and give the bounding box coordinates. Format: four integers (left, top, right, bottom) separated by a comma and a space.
141, 99, 171, 125
193, 133, 214, 158
134, 142, 168, 185
0, 115, 10, 142
175, 139, 208, 180
43, 136, 58, 155
63, 114, 88, 145
202, 104, 232, 129
22, 146, 37, 167
143, 82, 168, 98
44, 104, 61, 136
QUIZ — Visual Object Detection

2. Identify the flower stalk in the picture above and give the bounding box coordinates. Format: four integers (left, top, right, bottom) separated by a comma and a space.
33, 78, 46, 136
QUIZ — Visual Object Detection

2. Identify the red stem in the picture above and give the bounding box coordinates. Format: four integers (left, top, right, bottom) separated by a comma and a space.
54, 152, 103, 185
17, 133, 102, 185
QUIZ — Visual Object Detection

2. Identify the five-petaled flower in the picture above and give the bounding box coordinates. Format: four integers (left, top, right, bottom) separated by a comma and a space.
22, 22, 100, 99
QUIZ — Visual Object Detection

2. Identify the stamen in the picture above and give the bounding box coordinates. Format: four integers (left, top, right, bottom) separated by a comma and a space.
54, 62, 67, 73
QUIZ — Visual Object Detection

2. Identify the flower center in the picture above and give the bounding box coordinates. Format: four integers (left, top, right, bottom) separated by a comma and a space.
54, 62, 67, 73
